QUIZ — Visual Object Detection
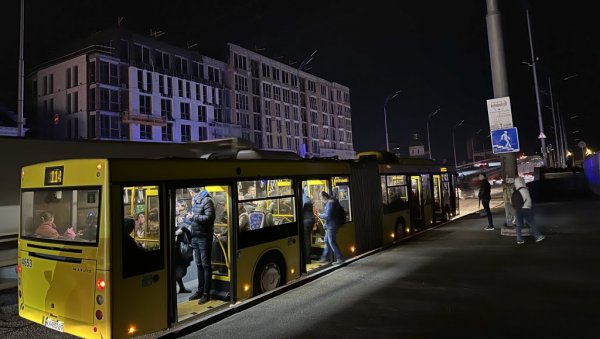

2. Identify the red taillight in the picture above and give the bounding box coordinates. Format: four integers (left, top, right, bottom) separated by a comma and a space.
17, 264, 21, 273
96, 279, 106, 291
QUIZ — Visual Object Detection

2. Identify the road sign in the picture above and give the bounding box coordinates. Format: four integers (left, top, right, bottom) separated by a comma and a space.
491, 127, 520, 154
486, 96, 514, 131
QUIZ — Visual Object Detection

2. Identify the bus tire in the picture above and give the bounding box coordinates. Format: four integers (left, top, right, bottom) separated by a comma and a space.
253, 251, 286, 296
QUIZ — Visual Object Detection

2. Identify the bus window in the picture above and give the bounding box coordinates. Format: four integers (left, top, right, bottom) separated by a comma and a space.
122, 186, 162, 277
331, 176, 352, 222
433, 175, 442, 212
410, 176, 421, 219
301, 179, 328, 246
384, 175, 408, 213
421, 174, 432, 205
20, 188, 100, 243
380, 176, 388, 206
238, 179, 296, 232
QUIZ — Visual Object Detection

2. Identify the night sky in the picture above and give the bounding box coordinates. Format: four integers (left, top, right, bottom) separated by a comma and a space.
1, 1, 598, 162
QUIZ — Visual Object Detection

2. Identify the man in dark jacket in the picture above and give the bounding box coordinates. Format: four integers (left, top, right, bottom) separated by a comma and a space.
478, 173, 494, 230
317, 191, 345, 265
187, 187, 216, 304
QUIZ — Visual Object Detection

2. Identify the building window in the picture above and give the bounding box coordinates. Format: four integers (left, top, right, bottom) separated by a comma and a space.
253, 114, 262, 131
235, 74, 248, 92
198, 105, 207, 122
192, 61, 204, 79
234, 53, 247, 70
178, 79, 184, 97
198, 126, 208, 141
156, 51, 170, 70
273, 87, 281, 101
272, 67, 280, 81
140, 124, 152, 140
266, 117, 272, 133
308, 80, 316, 92
181, 124, 191, 141
252, 96, 261, 113
180, 102, 190, 120
162, 124, 173, 141
139, 95, 152, 115
261, 64, 270, 78
161, 99, 172, 120
251, 60, 260, 78
264, 100, 271, 115
175, 56, 188, 75
100, 114, 120, 138
134, 44, 151, 65
262, 83, 271, 98
254, 132, 263, 148
207, 66, 220, 84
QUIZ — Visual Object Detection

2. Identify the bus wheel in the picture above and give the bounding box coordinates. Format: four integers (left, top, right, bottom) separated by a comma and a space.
253, 253, 286, 296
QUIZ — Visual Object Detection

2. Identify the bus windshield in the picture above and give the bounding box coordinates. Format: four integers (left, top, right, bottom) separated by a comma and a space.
20, 188, 101, 244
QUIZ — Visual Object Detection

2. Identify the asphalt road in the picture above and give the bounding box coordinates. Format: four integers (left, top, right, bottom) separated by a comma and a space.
3, 199, 598, 338
182, 199, 600, 339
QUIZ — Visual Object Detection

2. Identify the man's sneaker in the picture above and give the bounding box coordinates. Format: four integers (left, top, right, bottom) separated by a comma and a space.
484, 226, 495, 231
535, 235, 546, 243
332, 259, 345, 266
316, 258, 329, 264
188, 291, 202, 301
517, 240, 525, 245
199, 294, 210, 304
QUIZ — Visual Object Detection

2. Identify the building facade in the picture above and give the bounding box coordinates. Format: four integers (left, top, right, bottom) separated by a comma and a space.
27, 28, 354, 158
409, 133, 426, 158
227, 44, 354, 158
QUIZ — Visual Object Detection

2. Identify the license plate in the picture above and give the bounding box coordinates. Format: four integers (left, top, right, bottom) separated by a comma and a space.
44, 318, 64, 332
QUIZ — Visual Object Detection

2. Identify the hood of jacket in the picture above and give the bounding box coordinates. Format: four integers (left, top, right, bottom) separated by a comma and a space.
514, 177, 526, 189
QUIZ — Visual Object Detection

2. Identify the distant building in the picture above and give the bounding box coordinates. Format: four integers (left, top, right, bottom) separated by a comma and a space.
26, 28, 354, 158
408, 133, 426, 158
0, 104, 27, 137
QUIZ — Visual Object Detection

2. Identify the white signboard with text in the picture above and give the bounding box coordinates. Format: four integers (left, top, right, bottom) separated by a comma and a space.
486, 96, 514, 131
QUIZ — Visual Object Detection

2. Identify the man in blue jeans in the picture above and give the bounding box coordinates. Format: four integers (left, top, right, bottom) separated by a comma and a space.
513, 177, 545, 245
187, 187, 215, 304
317, 191, 345, 265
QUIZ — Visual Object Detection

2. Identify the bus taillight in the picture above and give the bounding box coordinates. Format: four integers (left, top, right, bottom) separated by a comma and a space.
16, 264, 21, 273
95, 310, 103, 320
128, 325, 138, 335
96, 279, 106, 291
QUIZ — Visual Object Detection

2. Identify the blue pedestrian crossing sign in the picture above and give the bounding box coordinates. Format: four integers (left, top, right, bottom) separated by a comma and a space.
491, 127, 520, 154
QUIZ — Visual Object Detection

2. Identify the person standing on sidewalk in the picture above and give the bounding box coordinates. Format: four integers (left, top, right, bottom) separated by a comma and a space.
479, 173, 494, 231
513, 177, 545, 245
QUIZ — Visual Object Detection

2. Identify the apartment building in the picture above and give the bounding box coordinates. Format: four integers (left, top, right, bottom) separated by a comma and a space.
27, 28, 354, 158
28, 28, 235, 143
227, 43, 354, 159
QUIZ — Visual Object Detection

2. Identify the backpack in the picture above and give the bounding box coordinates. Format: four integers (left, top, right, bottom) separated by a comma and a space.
332, 199, 347, 226
511, 187, 525, 211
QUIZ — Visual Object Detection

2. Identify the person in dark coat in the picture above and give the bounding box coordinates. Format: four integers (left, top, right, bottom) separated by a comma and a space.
302, 189, 316, 264
478, 173, 494, 231
186, 187, 215, 304
174, 200, 193, 293
317, 191, 345, 265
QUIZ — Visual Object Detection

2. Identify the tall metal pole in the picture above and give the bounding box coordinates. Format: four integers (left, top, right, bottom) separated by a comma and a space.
17, 0, 25, 137
427, 108, 439, 160
525, 8, 547, 166
383, 91, 401, 152
384, 103, 390, 152
486, 0, 518, 227
548, 77, 560, 168
558, 102, 568, 166
452, 129, 458, 168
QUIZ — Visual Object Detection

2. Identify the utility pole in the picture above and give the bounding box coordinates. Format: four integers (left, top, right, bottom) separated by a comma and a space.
525, 8, 547, 166
486, 0, 518, 228
17, 0, 25, 137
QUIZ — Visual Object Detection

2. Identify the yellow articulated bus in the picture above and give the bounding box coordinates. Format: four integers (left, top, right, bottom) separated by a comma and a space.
17, 152, 457, 338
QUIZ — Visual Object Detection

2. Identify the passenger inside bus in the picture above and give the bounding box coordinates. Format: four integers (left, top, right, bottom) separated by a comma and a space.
134, 212, 146, 238
34, 211, 76, 240
123, 216, 145, 274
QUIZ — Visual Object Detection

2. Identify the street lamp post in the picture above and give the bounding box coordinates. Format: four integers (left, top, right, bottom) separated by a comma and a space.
471, 128, 483, 162
426, 108, 440, 159
383, 90, 401, 152
452, 119, 465, 168
525, 8, 548, 166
